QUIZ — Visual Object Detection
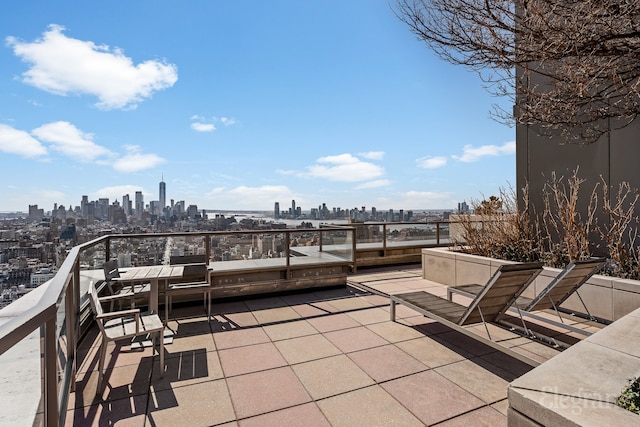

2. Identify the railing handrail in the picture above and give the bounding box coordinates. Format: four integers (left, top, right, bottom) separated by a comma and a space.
0, 236, 107, 356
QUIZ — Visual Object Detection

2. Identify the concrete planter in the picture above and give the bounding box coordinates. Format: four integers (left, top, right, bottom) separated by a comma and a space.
421, 247, 640, 322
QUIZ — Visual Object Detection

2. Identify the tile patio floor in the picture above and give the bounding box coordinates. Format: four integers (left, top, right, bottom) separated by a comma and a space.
67, 265, 593, 426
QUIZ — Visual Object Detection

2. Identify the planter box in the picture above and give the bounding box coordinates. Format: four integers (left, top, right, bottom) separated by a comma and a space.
422, 247, 640, 322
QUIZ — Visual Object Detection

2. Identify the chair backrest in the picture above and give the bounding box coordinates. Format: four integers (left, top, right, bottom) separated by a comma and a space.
103, 259, 120, 281
170, 255, 208, 281
460, 262, 544, 325
88, 281, 105, 329
525, 258, 606, 312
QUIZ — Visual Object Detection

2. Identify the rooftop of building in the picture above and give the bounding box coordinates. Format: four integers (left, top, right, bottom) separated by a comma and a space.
65, 264, 593, 427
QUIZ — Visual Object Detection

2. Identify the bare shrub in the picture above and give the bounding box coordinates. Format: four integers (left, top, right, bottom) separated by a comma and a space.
453, 170, 640, 278
540, 169, 598, 264
452, 185, 543, 262
598, 179, 640, 279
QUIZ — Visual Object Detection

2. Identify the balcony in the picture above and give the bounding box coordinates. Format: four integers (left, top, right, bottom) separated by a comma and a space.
0, 223, 623, 426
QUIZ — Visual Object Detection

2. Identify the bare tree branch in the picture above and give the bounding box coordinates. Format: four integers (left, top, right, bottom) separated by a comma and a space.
395, 0, 640, 142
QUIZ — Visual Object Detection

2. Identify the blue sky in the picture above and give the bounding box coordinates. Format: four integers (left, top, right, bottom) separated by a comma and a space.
0, 1, 515, 213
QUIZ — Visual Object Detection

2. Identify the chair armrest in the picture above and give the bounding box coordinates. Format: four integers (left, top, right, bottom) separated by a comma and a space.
97, 309, 141, 334
96, 308, 140, 320
98, 293, 135, 304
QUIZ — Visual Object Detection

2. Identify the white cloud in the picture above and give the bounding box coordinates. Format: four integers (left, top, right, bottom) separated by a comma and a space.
0, 124, 47, 157
94, 185, 145, 201
191, 122, 216, 132
416, 156, 447, 169
7, 24, 178, 110
452, 141, 516, 163
32, 121, 111, 162
359, 151, 385, 160
354, 179, 391, 189
304, 153, 384, 182
219, 117, 236, 126
113, 145, 165, 172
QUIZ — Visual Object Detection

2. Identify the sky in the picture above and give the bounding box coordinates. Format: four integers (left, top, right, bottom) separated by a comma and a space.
0, 1, 516, 213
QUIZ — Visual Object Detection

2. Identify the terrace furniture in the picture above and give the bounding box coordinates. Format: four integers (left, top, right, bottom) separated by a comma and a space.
102, 259, 151, 310
390, 262, 544, 366
88, 281, 164, 394
446, 258, 607, 336
164, 255, 212, 324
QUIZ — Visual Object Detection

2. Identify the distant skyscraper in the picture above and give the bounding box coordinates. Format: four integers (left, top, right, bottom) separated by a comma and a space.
122, 194, 131, 215
159, 177, 166, 212
274, 202, 280, 219
135, 191, 144, 216
458, 201, 469, 214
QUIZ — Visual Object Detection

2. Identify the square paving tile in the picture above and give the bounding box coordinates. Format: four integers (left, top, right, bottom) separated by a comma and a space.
366, 320, 427, 343
226, 367, 312, 419
65, 394, 149, 427
381, 370, 486, 425
210, 312, 260, 330
238, 403, 331, 427
435, 359, 511, 404
316, 385, 423, 426
435, 406, 507, 426
218, 342, 287, 377
263, 319, 319, 341
147, 378, 236, 427
274, 334, 342, 365
395, 336, 467, 368
345, 307, 392, 325
324, 326, 389, 353
347, 344, 428, 383
213, 327, 270, 350
165, 330, 216, 353
292, 354, 375, 399
306, 313, 360, 332
250, 306, 301, 324
325, 296, 374, 312
151, 348, 224, 392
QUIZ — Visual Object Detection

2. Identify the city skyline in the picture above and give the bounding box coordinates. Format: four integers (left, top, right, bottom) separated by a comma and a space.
1, 1, 515, 213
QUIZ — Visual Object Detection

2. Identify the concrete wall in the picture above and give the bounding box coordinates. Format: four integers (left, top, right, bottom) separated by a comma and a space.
516, 118, 640, 256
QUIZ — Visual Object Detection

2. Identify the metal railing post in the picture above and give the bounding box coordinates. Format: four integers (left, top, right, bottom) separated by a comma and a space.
205, 234, 211, 263
351, 227, 357, 273
44, 316, 59, 427
382, 224, 387, 256
436, 222, 441, 245
285, 231, 291, 279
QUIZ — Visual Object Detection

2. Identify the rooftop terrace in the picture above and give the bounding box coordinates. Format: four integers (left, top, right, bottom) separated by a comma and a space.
4, 225, 635, 426
66, 265, 585, 426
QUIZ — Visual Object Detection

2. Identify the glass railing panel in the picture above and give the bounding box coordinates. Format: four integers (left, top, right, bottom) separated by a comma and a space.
165, 234, 207, 262
385, 223, 439, 247
437, 222, 452, 244
319, 228, 353, 262
209, 233, 288, 268
354, 224, 384, 247
109, 236, 169, 267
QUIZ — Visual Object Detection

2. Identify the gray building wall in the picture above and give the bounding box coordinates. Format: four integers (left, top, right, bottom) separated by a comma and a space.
516, 118, 640, 255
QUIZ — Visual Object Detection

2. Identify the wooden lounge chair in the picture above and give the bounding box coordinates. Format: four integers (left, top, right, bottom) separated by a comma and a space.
164, 255, 212, 324
88, 281, 164, 394
102, 259, 151, 310
390, 262, 544, 366
446, 258, 606, 335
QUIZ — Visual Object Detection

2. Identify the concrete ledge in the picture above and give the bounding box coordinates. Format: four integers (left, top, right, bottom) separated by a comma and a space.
507, 307, 640, 426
